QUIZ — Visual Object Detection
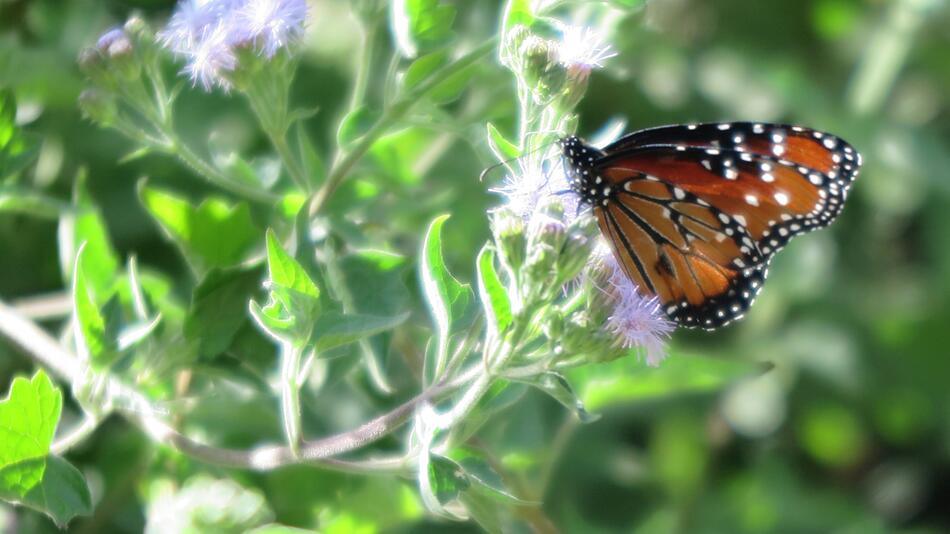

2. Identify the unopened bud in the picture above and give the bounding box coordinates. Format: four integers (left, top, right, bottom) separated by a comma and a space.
78, 89, 118, 126
556, 215, 599, 283
519, 36, 566, 105
492, 208, 526, 270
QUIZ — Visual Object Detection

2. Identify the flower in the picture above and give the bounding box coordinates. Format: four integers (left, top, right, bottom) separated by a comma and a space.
184, 22, 238, 91
555, 25, 616, 82
600, 254, 673, 366
159, 0, 307, 90
160, 0, 236, 53
492, 159, 579, 224
231, 0, 308, 58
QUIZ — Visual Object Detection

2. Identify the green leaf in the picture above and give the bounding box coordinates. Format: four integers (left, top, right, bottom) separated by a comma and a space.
310, 311, 410, 352
185, 267, 262, 358
426, 454, 470, 509
369, 127, 439, 185
294, 122, 326, 186
265, 230, 319, 300
336, 106, 379, 150
404, 50, 448, 91
476, 246, 512, 336
428, 62, 477, 104
486, 122, 521, 161
138, 183, 261, 273
520, 372, 600, 423
58, 170, 119, 296
72, 245, 118, 368
501, 0, 535, 33
448, 447, 526, 504
0, 185, 67, 219
391, 0, 456, 57
0, 89, 40, 180
17, 455, 92, 528
607, 0, 646, 9
420, 215, 473, 381
246, 525, 316, 534
0, 370, 61, 497
573, 353, 767, 411
248, 230, 322, 345
339, 249, 409, 316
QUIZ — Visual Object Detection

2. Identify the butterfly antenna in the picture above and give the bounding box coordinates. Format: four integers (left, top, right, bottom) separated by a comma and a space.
479, 138, 562, 183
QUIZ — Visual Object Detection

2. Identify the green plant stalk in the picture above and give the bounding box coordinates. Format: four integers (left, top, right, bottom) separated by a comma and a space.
244, 71, 311, 193
280, 341, 304, 456
307, 38, 497, 218
111, 60, 279, 203
0, 299, 479, 470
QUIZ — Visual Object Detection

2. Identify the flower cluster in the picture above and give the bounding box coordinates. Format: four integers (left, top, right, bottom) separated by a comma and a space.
494, 20, 673, 366
601, 253, 674, 366
159, 0, 307, 90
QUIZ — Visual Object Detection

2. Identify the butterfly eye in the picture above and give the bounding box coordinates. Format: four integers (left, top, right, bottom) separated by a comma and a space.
562, 121, 860, 329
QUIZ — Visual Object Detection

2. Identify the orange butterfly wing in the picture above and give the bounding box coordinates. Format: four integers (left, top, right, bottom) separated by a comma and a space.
574, 122, 860, 328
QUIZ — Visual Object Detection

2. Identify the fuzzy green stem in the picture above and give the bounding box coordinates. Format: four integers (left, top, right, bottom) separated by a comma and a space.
307, 38, 497, 218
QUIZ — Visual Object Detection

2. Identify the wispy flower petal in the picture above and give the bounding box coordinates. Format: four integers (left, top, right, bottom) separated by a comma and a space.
183, 22, 238, 91
159, 0, 307, 91
555, 25, 617, 82
492, 160, 579, 224
232, 0, 308, 58
601, 254, 674, 366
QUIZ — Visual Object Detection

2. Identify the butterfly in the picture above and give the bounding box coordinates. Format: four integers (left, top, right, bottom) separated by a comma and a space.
559, 121, 861, 330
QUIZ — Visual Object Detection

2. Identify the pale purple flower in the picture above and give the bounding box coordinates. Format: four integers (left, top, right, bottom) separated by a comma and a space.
492, 159, 579, 223
159, 0, 307, 91
159, 0, 237, 53
555, 25, 617, 82
231, 0, 308, 58
600, 253, 673, 366
184, 22, 238, 91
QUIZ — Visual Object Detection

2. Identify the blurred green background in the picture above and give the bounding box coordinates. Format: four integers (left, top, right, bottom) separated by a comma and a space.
2, 0, 949, 532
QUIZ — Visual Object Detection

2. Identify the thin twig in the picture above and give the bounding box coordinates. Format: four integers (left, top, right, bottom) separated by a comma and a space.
0, 299, 456, 472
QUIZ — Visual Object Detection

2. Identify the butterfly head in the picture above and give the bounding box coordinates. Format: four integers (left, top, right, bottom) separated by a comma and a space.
558, 136, 606, 206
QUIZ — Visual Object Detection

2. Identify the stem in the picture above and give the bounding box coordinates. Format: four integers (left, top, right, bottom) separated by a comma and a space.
166, 138, 279, 202
0, 299, 460, 471
307, 38, 497, 218
51, 413, 99, 455
280, 341, 304, 456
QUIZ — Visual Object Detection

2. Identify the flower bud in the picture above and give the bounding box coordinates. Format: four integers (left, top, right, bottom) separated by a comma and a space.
492, 208, 526, 271
78, 89, 118, 126
519, 36, 566, 105
556, 215, 600, 284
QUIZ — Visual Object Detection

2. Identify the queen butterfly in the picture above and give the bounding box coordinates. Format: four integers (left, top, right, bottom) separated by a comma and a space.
560, 121, 861, 329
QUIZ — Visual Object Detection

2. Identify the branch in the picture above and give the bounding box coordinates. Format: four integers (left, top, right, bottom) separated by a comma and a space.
306, 38, 497, 218
0, 299, 453, 472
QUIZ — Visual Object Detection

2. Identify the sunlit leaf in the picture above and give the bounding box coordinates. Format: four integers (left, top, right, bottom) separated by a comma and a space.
58, 170, 119, 296
18, 455, 92, 528
420, 214, 474, 382
310, 311, 409, 352
476, 245, 512, 336
404, 50, 449, 91
0, 370, 61, 497
185, 267, 262, 358
391, 0, 456, 58
138, 182, 261, 273
337, 106, 379, 150
71, 244, 118, 368
573, 353, 766, 411
486, 122, 521, 161
0, 89, 40, 180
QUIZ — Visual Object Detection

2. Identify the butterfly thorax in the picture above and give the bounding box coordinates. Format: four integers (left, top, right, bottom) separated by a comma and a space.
559, 136, 609, 206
